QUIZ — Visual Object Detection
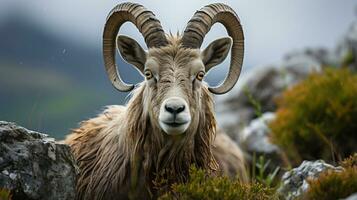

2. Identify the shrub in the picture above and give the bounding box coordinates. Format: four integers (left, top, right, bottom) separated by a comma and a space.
270, 68, 357, 165
158, 166, 277, 200
303, 167, 357, 200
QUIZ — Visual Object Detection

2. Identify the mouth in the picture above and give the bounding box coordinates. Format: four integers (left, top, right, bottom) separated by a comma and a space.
159, 120, 190, 135
164, 121, 188, 127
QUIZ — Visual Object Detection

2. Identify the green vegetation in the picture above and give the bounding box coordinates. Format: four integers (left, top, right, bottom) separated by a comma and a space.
251, 154, 280, 188
0, 63, 125, 139
340, 153, 357, 168
159, 166, 277, 200
0, 188, 11, 200
303, 157, 357, 200
270, 68, 357, 165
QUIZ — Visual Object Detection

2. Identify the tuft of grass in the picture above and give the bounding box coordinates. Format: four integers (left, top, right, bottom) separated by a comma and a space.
340, 153, 357, 168
159, 166, 277, 200
251, 154, 281, 188
303, 167, 357, 200
270, 68, 357, 165
0, 188, 12, 200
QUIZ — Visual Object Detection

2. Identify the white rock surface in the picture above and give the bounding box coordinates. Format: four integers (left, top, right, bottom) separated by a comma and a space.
345, 193, 357, 200
240, 112, 278, 154
278, 160, 343, 200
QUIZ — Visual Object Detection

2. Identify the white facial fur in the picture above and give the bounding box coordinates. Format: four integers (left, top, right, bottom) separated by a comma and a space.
158, 96, 191, 135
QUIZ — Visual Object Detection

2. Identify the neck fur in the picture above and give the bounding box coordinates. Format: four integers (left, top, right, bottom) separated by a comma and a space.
124, 85, 218, 193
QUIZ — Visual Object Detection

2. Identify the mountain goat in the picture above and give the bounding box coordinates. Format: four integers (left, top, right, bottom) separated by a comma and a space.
65, 2, 247, 199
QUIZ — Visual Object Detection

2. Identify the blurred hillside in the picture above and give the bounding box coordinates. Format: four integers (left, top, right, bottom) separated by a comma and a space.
0, 14, 144, 138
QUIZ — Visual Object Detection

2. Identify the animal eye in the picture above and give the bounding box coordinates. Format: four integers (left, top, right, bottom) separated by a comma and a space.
196, 71, 205, 81
144, 69, 153, 79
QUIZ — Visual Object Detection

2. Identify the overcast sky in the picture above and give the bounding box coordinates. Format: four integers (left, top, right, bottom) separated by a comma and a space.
1, 0, 356, 70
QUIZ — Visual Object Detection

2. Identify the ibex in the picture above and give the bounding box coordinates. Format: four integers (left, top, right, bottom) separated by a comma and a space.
65, 2, 247, 199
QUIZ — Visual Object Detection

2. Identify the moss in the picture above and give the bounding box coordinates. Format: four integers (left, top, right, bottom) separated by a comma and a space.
0, 188, 12, 200
303, 167, 357, 200
270, 68, 357, 165
158, 166, 277, 200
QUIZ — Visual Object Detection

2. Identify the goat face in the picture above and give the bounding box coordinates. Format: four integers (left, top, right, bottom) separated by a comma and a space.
116, 35, 232, 135
102, 3, 244, 135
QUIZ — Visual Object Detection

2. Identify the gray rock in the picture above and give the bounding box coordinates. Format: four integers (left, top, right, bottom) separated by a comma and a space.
278, 160, 343, 200
216, 18, 357, 139
345, 193, 357, 200
240, 112, 278, 154
240, 112, 285, 173
0, 121, 78, 200
216, 64, 320, 138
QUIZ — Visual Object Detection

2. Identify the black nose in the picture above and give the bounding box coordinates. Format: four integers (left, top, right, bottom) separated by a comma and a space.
165, 104, 185, 115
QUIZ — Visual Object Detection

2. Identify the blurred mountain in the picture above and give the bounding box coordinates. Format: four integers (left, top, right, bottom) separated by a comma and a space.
0, 14, 142, 138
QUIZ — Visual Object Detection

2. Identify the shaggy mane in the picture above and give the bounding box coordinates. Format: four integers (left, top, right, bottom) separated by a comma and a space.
126, 84, 218, 197
65, 32, 248, 200
66, 83, 218, 199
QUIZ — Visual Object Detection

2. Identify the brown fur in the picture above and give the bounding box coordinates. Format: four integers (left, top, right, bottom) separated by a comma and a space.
65, 35, 247, 200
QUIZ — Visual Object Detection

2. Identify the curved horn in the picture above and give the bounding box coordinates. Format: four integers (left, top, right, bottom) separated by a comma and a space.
103, 2, 168, 92
182, 3, 244, 94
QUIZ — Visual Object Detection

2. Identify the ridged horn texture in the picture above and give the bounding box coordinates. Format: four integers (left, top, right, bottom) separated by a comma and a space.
182, 3, 244, 94
103, 2, 168, 92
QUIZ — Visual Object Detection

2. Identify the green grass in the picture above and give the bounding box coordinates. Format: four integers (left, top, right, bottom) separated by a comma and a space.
159, 166, 278, 200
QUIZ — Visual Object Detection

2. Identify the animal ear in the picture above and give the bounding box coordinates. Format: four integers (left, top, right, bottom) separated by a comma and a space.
201, 37, 232, 71
116, 35, 146, 73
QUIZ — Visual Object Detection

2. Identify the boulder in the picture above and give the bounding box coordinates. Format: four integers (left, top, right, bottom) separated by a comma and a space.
277, 160, 343, 200
239, 112, 285, 169
240, 112, 278, 155
216, 63, 320, 138
0, 121, 78, 200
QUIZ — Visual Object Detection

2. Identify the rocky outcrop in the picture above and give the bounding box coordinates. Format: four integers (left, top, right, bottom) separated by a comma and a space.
277, 160, 343, 200
216, 63, 320, 138
0, 121, 78, 200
